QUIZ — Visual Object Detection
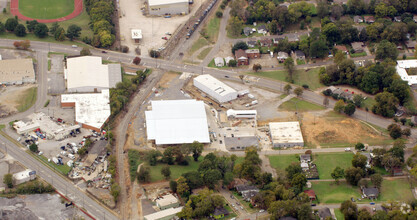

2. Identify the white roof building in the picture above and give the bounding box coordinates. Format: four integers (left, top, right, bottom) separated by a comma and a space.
214, 57, 225, 67
227, 109, 257, 119
61, 90, 111, 132
0, 59, 35, 85
148, 0, 189, 15
193, 74, 238, 103
269, 122, 304, 148
13, 169, 36, 185
145, 100, 210, 145
225, 56, 234, 65
131, 29, 143, 40
156, 194, 180, 210
144, 207, 183, 220
65, 56, 122, 93
396, 60, 417, 85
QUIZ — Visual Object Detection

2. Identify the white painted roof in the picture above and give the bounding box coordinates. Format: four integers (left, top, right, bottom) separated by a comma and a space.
227, 109, 257, 117
144, 207, 183, 220
156, 194, 179, 207
149, 0, 188, 6
66, 56, 121, 92
396, 60, 417, 85
269, 121, 304, 144
13, 169, 33, 180
0, 59, 35, 83
61, 90, 111, 130
131, 29, 142, 39
145, 100, 210, 145
194, 74, 237, 98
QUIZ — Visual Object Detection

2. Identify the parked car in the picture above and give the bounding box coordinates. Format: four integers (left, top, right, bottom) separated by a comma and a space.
345, 148, 351, 152
102, 51, 107, 53
71, 45, 77, 48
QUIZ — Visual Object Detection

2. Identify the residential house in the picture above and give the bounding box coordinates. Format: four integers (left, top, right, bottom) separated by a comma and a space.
273, 37, 284, 45
260, 38, 272, 47
277, 52, 289, 62
236, 184, 259, 194
247, 40, 257, 48
214, 57, 225, 67
333, 0, 348, 4
245, 49, 260, 59
225, 56, 234, 66
243, 27, 252, 36
397, 44, 403, 50
394, 16, 401, 22
300, 154, 311, 163
257, 25, 267, 34
334, 45, 348, 54
362, 187, 379, 199
242, 190, 259, 202
301, 162, 309, 171
318, 207, 333, 220
304, 190, 316, 201
360, 152, 372, 168
294, 50, 305, 60
212, 207, 229, 219
235, 49, 249, 66
353, 16, 363, 23
406, 41, 416, 49
351, 42, 364, 53
364, 16, 375, 23
412, 116, 417, 125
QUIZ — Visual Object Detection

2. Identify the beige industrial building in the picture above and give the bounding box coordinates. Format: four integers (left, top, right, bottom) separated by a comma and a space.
13, 169, 36, 185
269, 122, 304, 148
0, 59, 35, 85
156, 194, 180, 210
144, 207, 183, 220
148, 0, 189, 16
193, 74, 238, 103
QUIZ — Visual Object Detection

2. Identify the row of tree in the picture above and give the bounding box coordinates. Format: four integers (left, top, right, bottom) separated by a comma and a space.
85, 0, 116, 47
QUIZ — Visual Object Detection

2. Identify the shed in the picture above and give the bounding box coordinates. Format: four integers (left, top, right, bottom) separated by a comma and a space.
156, 194, 180, 210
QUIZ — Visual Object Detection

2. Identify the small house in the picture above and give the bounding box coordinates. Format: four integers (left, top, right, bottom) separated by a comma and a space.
397, 44, 403, 50
406, 41, 416, 49
364, 16, 375, 23
243, 27, 252, 36
362, 187, 379, 199
247, 40, 257, 48
394, 16, 401, 22
301, 162, 309, 171
294, 50, 305, 60
235, 49, 249, 66
304, 190, 316, 201
260, 38, 272, 47
257, 25, 267, 34
214, 57, 225, 67
242, 190, 259, 201
353, 16, 363, 23
351, 42, 364, 53
318, 207, 333, 220
334, 45, 348, 54
287, 34, 299, 42
236, 184, 259, 194
277, 52, 289, 62
225, 56, 234, 66
245, 49, 260, 59
360, 152, 372, 168
212, 207, 229, 219
300, 154, 311, 163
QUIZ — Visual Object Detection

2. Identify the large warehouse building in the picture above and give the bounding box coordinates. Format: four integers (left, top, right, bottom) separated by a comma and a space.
148, 0, 189, 16
396, 60, 417, 86
193, 74, 238, 103
269, 122, 304, 148
145, 99, 210, 145
0, 59, 35, 85
65, 56, 122, 93
61, 90, 111, 132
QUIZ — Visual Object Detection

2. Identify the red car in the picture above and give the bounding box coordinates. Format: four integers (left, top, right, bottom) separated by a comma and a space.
162, 37, 168, 40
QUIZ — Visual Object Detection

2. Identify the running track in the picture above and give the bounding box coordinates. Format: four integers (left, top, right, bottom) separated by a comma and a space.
10, 0, 83, 23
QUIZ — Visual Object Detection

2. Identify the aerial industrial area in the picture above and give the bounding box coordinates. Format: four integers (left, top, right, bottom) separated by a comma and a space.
1, 0, 417, 219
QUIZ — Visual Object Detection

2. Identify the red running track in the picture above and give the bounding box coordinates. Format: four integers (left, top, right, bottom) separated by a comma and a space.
10, 0, 83, 23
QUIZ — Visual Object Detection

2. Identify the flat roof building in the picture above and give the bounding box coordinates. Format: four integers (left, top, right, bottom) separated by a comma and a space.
131, 29, 142, 43
148, 0, 189, 16
61, 90, 111, 132
144, 207, 183, 220
225, 136, 258, 151
65, 56, 122, 93
13, 169, 36, 185
396, 60, 417, 86
226, 109, 257, 119
0, 59, 35, 85
269, 122, 304, 148
145, 100, 210, 145
156, 194, 180, 210
193, 74, 238, 103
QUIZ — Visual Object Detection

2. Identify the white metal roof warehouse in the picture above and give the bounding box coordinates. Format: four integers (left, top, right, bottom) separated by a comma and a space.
145, 100, 210, 145
65, 56, 122, 93
193, 74, 238, 103
269, 121, 304, 148
396, 60, 417, 85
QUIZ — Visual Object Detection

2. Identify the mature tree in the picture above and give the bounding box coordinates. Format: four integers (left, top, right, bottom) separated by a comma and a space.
169, 180, 177, 192
80, 47, 91, 56
5, 18, 18, 32
137, 165, 151, 183
29, 143, 38, 152
176, 176, 190, 196
358, 208, 372, 220
133, 57, 141, 65
26, 20, 39, 32
372, 92, 398, 118
49, 22, 60, 35
146, 150, 161, 166
189, 141, 203, 161
162, 147, 175, 165
390, 140, 405, 161
358, 179, 368, 188
375, 40, 398, 60
13, 40, 30, 50
54, 27, 66, 41
268, 199, 298, 219
253, 63, 262, 72
344, 103, 356, 116
340, 200, 358, 220
334, 100, 345, 113
284, 58, 295, 82
66, 24, 81, 40
331, 4, 343, 19
331, 166, 345, 184
403, 128, 411, 137
355, 143, 365, 151
352, 94, 364, 107
322, 23, 340, 45
370, 174, 383, 189
286, 162, 302, 180
15, 24, 26, 37
359, 28, 367, 42
352, 153, 368, 169
3, 173, 13, 188
161, 165, 171, 179
203, 169, 222, 189
297, 203, 313, 219
34, 23, 48, 38
292, 87, 303, 97
0, 22, 5, 34
269, 20, 279, 35
291, 173, 307, 192
310, 40, 329, 58
382, 155, 402, 174
284, 84, 292, 94
182, 171, 203, 189
316, 0, 329, 18
232, 41, 248, 54
229, 16, 243, 37
381, 23, 408, 43
387, 123, 402, 139
345, 167, 364, 186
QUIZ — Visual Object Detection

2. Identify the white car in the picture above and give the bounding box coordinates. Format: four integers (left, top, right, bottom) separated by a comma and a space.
259, 209, 265, 213
345, 148, 351, 152
71, 45, 77, 48
38, 151, 43, 156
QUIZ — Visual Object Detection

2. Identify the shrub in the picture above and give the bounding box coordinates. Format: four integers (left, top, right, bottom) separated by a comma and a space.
302, 84, 309, 89
216, 11, 223, 18
121, 45, 129, 53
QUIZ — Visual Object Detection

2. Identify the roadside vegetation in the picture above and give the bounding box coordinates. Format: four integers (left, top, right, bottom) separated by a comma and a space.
279, 97, 325, 112
17, 87, 37, 112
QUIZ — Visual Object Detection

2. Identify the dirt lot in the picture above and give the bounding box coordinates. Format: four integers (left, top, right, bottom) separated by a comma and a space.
0, 84, 37, 118
118, 0, 205, 56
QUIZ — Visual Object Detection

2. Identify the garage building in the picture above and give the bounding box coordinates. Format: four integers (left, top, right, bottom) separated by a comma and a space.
144, 207, 183, 220
0, 59, 35, 85
145, 99, 210, 145
65, 56, 122, 93
269, 122, 304, 148
193, 74, 238, 103
148, 0, 189, 16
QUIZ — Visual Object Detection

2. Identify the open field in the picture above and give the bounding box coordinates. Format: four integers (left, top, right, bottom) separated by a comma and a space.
197, 47, 212, 60
268, 155, 299, 172
189, 38, 209, 55
334, 209, 344, 220
19, 0, 74, 19
350, 52, 367, 58
380, 178, 414, 202
314, 153, 354, 179
148, 159, 202, 182
279, 98, 325, 112
312, 181, 362, 204
17, 87, 37, 112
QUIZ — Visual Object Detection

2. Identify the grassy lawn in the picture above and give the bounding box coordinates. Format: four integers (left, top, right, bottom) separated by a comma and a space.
247, 67, 324, 90
128, 149, 142, 181
197, 47, 212, 60
148, 157, 202, 182
37, 153, 72, 175
235, 157, 244, 165
297, 59, 306, 65
189, 38, 209, 55
314, 153, 354, 179
350, 52, 367, 57
268, 154, 299, 172
48, 60, 51, 71
362, 97, 376, 110
312, 181, 362, 204
334, 209, 344, 220
0, 124, 4, 130
17, 87, 37, 112
204, 16, 220, 43
221, 205, 237, 220
380, 179, 414, 202
19, 0, 74, 19
279, 97, 325, 112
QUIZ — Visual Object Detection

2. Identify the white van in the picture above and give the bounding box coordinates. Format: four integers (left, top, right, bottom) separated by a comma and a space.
68, 154, 75, 160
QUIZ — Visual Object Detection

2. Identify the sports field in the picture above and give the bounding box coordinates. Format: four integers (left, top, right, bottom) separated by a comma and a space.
19, 0, 74, 19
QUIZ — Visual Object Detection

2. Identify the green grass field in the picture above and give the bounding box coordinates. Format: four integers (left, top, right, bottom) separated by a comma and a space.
197, 47, 212, 60
38, 154, 72, 175
146, 157, 202, 182
0, 124, 4, 130
189, 38, 209, 55
350, 51, 367, 58
380, 179, 414, 202
247, 67, 324, 90
204, 16, 220, 43
268, 154, 299, 172
297, 59, 306, 65
334, 209, 344, 220
362, 97, 376, 110
312, 181, 362, 204
17, 87, 37, 112
279, 97, 325, 112
314, 153, 354, 179
19, 0, 74, 20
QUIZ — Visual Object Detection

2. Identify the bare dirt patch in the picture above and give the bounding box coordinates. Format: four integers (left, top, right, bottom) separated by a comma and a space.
158, 72, 180, 89
0, 85, 37, 117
